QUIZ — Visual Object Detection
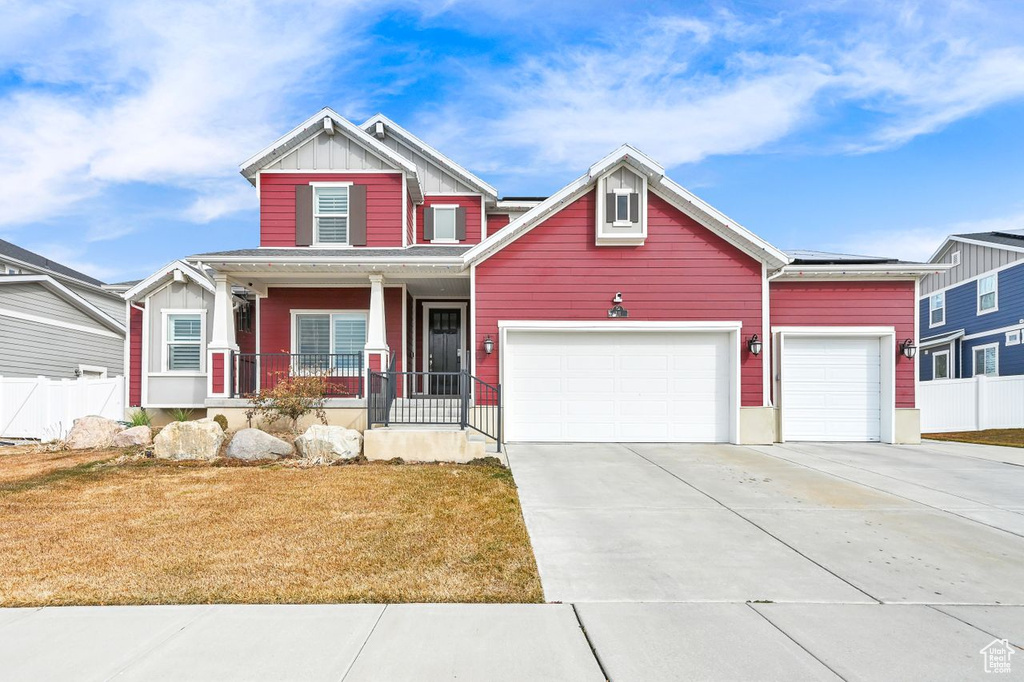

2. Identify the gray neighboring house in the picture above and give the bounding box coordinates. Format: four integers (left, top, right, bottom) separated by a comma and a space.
0, 239, 126, 379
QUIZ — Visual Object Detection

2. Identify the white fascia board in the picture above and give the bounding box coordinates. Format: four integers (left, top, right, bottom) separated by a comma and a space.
928, 235, 1024, 263
195, 255, 466, 267
920, 329, 965, 346
587, 144, 665, 180
0, 254, 114, 295
239, 107, 418, 182
494, 200, 542, 210
773, 263, 952, 280
499, 320, 742, 332
122, 260, 215, 300
361, 114, 498, 199
0, 274, 125, 333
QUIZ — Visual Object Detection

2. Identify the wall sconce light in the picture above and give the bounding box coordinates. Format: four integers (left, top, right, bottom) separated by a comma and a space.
612, 291, 623, 304
483, 335, 495, 355
901, 338, 917, 359
747, 334, 763, 356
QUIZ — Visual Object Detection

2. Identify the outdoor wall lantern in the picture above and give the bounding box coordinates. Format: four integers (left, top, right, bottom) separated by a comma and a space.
901, 338, 917, 359
747, 334, 763, 356
483, 335, 495, 355
608, 291, 628, 317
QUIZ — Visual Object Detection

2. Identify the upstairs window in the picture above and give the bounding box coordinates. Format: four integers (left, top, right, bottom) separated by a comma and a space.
929, 292, 945, 327
165, 312, 203, 372
314, 186, 349, 244
432, 206, 457, 242
425, 205, 465, 243
973, 344, 998, 377
978, 274, 997, 314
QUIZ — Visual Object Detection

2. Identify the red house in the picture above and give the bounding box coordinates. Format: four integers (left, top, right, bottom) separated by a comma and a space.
123, 108, 938, 445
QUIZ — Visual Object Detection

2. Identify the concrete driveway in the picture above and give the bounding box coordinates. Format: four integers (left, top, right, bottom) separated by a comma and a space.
508, 441, 1024, 680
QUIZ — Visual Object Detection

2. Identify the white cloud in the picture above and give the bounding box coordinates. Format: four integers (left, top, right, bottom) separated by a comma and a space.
0, 0, 366, 227
182, 182, 257, 223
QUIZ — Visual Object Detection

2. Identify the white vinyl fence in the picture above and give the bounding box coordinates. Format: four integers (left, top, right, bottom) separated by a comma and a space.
919, 375, 1024, 433
0, 375, 125, 441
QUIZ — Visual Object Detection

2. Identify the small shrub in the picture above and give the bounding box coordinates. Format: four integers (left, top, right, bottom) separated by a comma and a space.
127, 409, 152, 427
170, 408, 194, 422
245, 374, 328, 433
213, 414, 229, 432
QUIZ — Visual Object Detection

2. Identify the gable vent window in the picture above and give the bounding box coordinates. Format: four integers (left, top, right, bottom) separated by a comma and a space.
315, 186, 349, 244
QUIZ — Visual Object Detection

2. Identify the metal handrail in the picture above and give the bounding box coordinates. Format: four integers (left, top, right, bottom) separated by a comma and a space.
232, 352, 364, 398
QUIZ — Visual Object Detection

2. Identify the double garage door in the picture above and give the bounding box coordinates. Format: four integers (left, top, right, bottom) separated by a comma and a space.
503, 328, 886, 443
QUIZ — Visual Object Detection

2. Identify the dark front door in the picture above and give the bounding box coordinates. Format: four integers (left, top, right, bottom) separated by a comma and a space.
428, 308, 461, 394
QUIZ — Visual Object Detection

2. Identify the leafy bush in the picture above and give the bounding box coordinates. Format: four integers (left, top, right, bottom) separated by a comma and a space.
127, 409, 152, 427
170, 407, 194, 422
213, 414, 229, 432
245, 374, 328, 432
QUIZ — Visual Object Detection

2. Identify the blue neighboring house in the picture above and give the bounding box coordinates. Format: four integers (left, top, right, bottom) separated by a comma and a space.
919, 230, 1024, 381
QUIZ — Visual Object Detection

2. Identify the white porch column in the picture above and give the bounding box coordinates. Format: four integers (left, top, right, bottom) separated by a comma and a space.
207, 273, 238, 398
365, 273, 389, 372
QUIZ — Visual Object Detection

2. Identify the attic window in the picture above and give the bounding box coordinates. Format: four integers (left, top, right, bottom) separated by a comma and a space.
596, 165, 647, 246
614, 190, 631, 225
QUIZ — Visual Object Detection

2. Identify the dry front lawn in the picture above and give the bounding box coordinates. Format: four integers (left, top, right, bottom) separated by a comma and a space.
0, 450, 542, 606
924, 429, 1024, 448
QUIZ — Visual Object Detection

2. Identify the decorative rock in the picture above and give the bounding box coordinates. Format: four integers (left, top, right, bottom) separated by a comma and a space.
295, 425, 362, 462
112, 425, 152, 448
66, 415, 125, 449
225, 428, 293, 461
153, 420, 225, 460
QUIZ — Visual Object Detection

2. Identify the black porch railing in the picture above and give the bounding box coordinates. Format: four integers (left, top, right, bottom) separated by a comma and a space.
367, 358, 502, 452
231, 352, 364, 398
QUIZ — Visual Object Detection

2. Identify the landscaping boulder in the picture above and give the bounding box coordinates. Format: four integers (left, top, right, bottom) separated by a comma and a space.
225, 428, 293, 461
112, 425, 152, 448
295, 425, 362, 462
66, 415, 124, 449
153, 420, 224, 461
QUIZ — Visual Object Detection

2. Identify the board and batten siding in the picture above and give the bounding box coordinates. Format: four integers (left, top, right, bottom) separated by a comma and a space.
260, 172, 404, 247
145, 280, 213, 407
380, 134, 478, 194
474, 189, 766, 407
0, 283, 123, 378
264, 130, 391, 172
921, 241, 1024, 295
771, 281, 916, 409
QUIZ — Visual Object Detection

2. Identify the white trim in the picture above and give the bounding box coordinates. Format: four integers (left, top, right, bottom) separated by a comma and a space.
761, 262, 771, 406
123, 260, 214, 301
402, 175, 409, 248
77, 364, 108, 378
972, 342, 1000, 377
961, 323, 1024, 341
428, 204, 460, 243
470, 263, 477, 378
141, 297, 150, 406
914, 277, 921, 393
611, 187, 633, 226
774, 263, 947, 281
0, 307, 123, 339
928, 291, 945, 328
951, 250, 961, 266
310, 181, 353, 247
0, 274, 125, 333
161, 309, 207, 374
124, 300, 132, 406
920, 329, 965, 346
932, 349, 951, 380
977, 272, 998, 315
421, 302, 468, 392
401, 284, 408, 377
143, 403, 207, 410
774, 326, 897, 444
1006, 330, 1021, 346
498, 320, 743, 444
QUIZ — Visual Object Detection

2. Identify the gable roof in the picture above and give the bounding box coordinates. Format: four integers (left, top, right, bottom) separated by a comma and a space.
0, 274, 125, 334
361, 114, 498, 199
928, 230, 1024, 262
122, 260, 215, 301
0, 238, 107, 287
463, 144, 791, 269
239, 107, 419, 183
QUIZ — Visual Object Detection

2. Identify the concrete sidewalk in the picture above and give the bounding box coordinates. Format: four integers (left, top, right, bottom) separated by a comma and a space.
2, 602, 1021, 681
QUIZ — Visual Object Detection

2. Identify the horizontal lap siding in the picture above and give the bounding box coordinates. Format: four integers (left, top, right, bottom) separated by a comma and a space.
487, 214, 511, 233
260, 173, 404, 247
130, 304, 143, 406
771, 281, 916, 408
475, 191, 765, 406
417, 195, 482, 244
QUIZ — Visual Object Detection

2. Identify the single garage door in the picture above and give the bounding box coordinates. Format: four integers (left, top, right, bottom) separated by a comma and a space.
782, 336, 882, 441
504, 329, 733, 442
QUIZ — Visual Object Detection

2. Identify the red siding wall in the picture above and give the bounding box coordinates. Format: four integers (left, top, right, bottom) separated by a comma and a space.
486, 214, 511, 233
129, 304, 143, 407
260, 172, 405, 247
260, 287, 402, 358
416, 195, 482, 244
770, 281, 916, 408
211, 353, 225, 394
475, 190, 765, 406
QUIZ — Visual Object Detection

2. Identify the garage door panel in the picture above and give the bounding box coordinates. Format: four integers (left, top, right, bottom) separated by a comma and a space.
782, 336, 883, 442
505, 329, 733, 443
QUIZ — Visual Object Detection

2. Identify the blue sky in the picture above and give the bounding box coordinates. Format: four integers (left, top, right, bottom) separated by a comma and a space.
1, 0, 1024, 282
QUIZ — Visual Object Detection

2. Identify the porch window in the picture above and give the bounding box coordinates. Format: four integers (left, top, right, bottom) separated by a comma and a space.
166, 313, 203, 372
314, 186, 349, 244
294, 312, 367, 372
929, 292, 944, 327
973, 344, 998, 377
978, 274, 997, 313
